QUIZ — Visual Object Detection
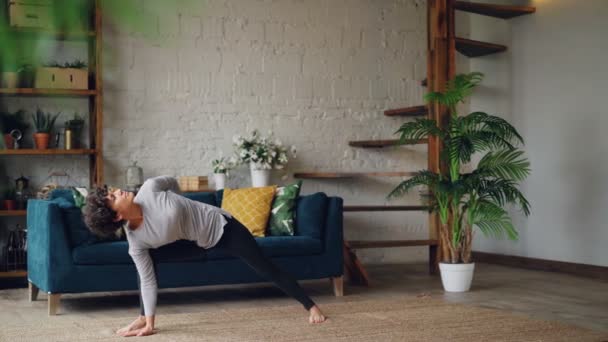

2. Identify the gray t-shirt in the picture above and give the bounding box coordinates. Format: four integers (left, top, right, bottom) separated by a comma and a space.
125, 176, 231, 316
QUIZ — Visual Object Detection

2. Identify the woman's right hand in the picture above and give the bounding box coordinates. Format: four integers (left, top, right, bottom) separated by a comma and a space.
116, 316, 146, 337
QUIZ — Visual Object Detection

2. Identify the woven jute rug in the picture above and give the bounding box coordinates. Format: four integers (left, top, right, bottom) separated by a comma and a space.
1, 297, 606, 341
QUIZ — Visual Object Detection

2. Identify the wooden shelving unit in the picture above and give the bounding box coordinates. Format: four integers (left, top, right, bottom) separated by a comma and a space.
0, 270, 27, 278
0, 0, 104, 280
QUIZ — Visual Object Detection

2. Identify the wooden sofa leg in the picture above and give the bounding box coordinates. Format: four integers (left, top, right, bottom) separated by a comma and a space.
331, 276, 344, 297
48, 293, 61, 316
29, 282, 39, 302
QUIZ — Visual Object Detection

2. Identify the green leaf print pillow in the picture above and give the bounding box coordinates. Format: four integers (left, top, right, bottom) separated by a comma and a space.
268, 181, 302, 236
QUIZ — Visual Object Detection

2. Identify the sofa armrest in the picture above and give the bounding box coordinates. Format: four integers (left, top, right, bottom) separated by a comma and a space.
323, 196, 344, 274
27, 199, 73, 292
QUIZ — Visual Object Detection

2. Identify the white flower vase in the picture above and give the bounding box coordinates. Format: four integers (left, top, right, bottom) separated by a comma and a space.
250, 163, 271, 187
213, 173, 226, 190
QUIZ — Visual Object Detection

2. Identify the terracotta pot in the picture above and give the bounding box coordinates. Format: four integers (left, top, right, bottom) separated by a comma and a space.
3, 134, 14, 149
33, 132, 50, 149
4, 200, 16, 210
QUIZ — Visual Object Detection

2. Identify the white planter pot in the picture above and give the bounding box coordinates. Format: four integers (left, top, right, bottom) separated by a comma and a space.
439, 262, 475, 292
213, 173, 226, 190
250, 163, 270, 187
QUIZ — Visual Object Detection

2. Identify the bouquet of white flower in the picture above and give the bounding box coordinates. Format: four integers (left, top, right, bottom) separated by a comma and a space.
233, 129, 296, 170
212, 156, 236, 174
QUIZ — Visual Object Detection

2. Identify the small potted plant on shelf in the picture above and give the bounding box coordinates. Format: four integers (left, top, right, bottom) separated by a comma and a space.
0, 109, 29, 149
233, 129, 296, 187
17, 63, 36, 88
32, 108, 60, 149
65, 112, 85, 148
3, 188, 16, 210
211, 156, 236, 190
389, 72, 531, 292
35, 60, 88, 89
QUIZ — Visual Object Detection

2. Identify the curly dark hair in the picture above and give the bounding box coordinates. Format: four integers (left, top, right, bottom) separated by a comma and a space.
83, 186, 126, 238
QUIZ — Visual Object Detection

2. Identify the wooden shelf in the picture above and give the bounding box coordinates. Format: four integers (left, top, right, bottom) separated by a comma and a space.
455, 37, 507, 58
0, 270, 27, 278
0, 149, 96, 155
0, 210, 26, 216
0, 88, 97, 96
455, 1, 535, 19
349, 139, 427, 148
344, 205, 428, 212
384, 105, 428, 117
1, 27, 95, 40
294, 172, 417, 179
348, 239, 438, 249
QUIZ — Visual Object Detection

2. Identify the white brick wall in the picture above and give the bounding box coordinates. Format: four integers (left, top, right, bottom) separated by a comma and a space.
118, 0, 431, 264
3, 0, 429, 264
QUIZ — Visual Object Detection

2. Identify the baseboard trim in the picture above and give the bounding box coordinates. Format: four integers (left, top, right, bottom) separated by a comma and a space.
472, 251, 608, 282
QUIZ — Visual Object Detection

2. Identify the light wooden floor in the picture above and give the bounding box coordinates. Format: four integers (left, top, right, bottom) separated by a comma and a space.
0, 263, 606, 333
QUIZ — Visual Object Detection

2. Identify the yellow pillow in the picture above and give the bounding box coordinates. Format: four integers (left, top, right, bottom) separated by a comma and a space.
221, 186, 277, 237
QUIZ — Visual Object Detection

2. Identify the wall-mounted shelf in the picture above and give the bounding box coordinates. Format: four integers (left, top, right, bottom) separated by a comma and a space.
0, 27, 95, 40
0, 88, 97, 96
349, 139, 427, 148
384, 105, 428, 117
454, 1, 535, 19
349, 239, 438, 249
344, 205, 428, 212
455, 37, 507, 57
0, 149, 96, 155
294, 172, 417, 179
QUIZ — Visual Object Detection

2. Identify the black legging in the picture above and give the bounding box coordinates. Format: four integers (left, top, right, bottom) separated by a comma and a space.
138, 216, 316, 315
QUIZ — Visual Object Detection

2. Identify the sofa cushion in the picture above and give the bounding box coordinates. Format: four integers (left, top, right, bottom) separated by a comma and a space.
72, 236, 322, 265
268, 181, 302, 236
295, 192, 328, 239
73, 240, 206, 265
182, 192, 216, 206
205, 236, 323, 260
221, 186, 277, 237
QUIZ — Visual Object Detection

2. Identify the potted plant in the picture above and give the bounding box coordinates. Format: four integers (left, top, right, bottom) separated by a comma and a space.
32, 108, 60, 149
0, 109, 29, 149
389, 72, 531, 292
211, 156, 236, 190
17, 63, 36, 88
3, 188, 16, 210
233, 129, 296, 187
1, 63, 19, 88
65, 112, 85, 148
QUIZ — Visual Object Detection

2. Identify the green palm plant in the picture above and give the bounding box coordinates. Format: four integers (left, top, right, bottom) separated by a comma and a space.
389, 72, 531, 264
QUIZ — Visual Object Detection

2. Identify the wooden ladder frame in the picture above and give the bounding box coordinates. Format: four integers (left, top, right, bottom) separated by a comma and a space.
343, 0, 455, 285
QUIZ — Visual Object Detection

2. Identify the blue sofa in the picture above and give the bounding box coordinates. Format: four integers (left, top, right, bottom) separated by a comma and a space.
26, 189, 344, 315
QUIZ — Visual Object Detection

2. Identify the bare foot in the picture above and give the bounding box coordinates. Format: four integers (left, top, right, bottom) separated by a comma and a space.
308, 305, 326, 324
116, 316, 146, 336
